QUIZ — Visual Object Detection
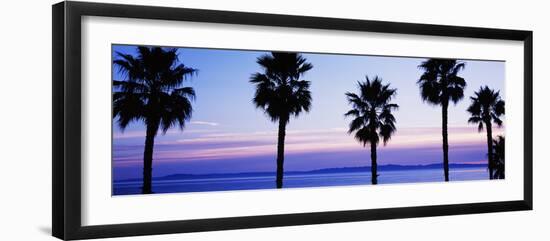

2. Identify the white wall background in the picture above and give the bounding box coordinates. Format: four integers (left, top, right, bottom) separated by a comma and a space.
0, 0, 547, 240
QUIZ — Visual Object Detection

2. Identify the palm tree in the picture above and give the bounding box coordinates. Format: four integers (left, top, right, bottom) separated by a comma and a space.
467, 86, 505, 179
345, 76, 398, 185
250, 52, 313, 188
417, 58, 467, 182
113, 46, 197, 194
492, 136, 505, 179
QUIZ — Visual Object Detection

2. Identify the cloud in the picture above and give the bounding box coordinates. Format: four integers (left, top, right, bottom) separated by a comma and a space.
113, 125, 504, 165
190, 121, 220, 126
113, 128, 216, 139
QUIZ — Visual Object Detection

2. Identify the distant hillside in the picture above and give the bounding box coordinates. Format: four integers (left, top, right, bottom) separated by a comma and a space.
115, 163, 486, 182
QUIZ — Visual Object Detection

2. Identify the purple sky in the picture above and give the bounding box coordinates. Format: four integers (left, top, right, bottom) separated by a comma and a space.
112, 45, 505, 180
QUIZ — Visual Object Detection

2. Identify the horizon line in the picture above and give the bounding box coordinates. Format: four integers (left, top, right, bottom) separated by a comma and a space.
114, 162, 487, 182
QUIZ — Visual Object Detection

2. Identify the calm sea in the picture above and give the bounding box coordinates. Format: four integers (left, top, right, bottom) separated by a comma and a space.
113, 167, 489, 195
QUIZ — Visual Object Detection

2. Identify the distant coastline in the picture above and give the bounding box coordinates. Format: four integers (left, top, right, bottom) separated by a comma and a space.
115, 163, 487, 182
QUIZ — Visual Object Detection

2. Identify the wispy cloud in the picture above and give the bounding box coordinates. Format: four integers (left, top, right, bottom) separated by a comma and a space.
113, 128, 216, 139
190, 121, 220, 126
113, 125, 504, 165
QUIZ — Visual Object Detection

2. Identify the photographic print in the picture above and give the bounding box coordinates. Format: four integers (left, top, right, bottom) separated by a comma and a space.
53, 3, 532, 239
111, 44, 506, 196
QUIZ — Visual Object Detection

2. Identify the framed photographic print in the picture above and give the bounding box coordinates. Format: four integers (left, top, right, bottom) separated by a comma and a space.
52, 1, 533, 240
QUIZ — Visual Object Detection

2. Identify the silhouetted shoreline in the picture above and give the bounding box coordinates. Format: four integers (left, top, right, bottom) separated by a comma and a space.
115, 163, 486, 182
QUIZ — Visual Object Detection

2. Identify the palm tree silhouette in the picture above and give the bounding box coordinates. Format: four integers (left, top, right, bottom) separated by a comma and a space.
250, 52, 313, 188
492, 135, 505, 179
345, 76, 398, 185
113, 46, 197, 194
417, 58, 466, 182
467, 86, 505, 179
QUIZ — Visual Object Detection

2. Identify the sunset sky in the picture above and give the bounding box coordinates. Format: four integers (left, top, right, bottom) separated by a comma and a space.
111, 45, 505, 180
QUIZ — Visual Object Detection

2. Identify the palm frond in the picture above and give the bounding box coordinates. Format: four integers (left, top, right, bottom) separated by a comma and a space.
172, 87, 196, 101
113, 91, 146, 130
354, 127, 378, 147
158, 91, 193, 134
344, 109, 360, 117
250, 52, 313, 122
113, 80, 149, 93
345, 76, 398, 148
417, 58, 466, 106
495, 100, 505, 115
159, 65, 198, 89
467, 85, 505, 130
468, 116, 482, 124
112, 46, 197, 135
348, 117, 366, 134
418, 79, 442, 104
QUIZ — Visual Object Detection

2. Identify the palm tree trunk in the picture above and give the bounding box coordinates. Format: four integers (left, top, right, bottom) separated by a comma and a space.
142, 120, 159, 194
276, 117, 287, 188
370, 141, 378, 185
442, 102, 450, 182
485, 121, 494, 180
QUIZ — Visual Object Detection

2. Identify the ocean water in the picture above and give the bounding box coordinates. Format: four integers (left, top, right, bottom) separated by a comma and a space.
113, 167, 489, 195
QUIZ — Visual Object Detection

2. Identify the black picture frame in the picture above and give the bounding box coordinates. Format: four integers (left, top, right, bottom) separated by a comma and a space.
52, 1, 533, 240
